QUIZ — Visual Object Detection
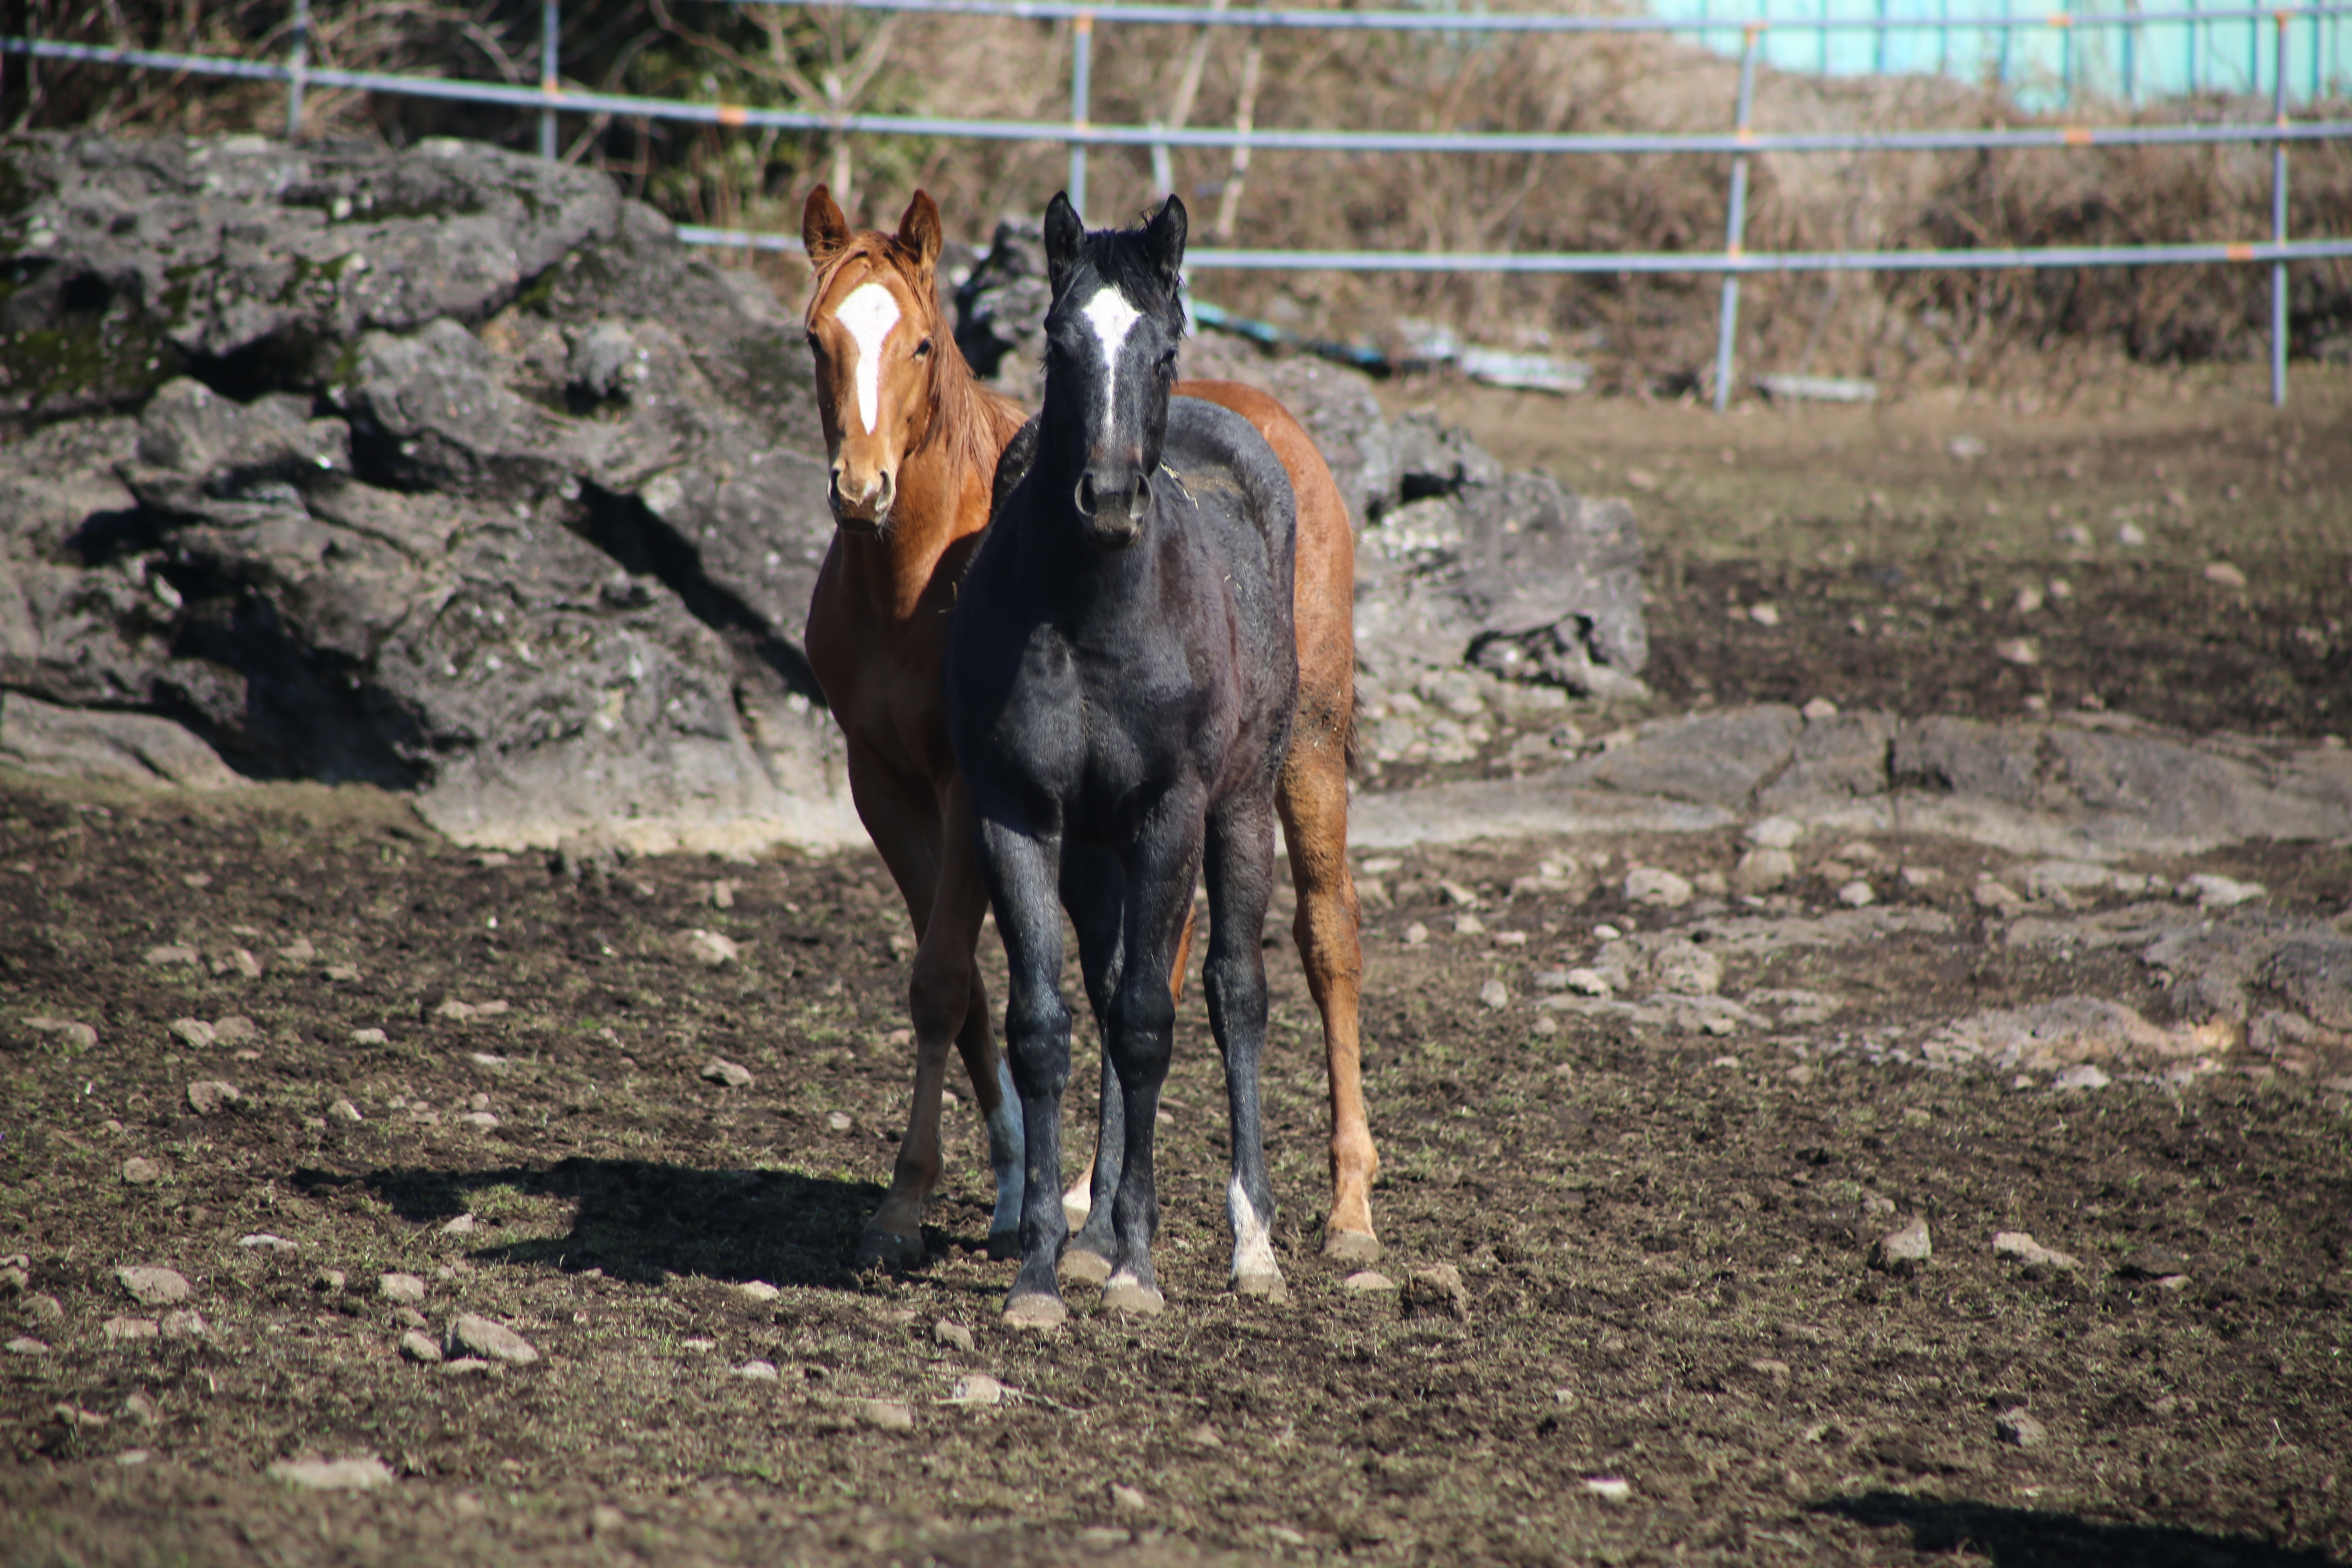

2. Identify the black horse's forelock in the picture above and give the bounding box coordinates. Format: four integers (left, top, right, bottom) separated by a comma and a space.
1052, 221, 1186, 334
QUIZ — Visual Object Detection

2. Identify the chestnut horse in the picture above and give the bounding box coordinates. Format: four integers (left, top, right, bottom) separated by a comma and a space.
799, 185, 1377, 1273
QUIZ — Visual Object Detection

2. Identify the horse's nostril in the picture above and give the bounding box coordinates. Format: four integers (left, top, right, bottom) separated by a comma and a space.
1133, 473, 1152, 512
1074, 475, 1097, 517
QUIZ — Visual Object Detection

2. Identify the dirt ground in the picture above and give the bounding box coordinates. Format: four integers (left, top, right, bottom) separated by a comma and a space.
5, 361, 2352, 1568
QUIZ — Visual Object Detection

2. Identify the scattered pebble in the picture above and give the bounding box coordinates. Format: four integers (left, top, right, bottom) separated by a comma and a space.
1899, 866, 1942, 889
826, 1111, 854, 1133
239, 1234, 297, 1253
441, 1357, 494, 1376
458, 1111, 500, 1129
738, 1280, 781, 1303
1867, 1217, 1932, 1276
143, 945, 198, 967
2176, 873, 2265, 909
348, 1029, 388, 1046
1733, 848, 1795, 895
1341, 1271, 1398, 1293
1993, 638, 2040, 668
1800, 697, 1839, 721
168, 1018, 217, 1049
223, 949, 263, 979
440, 1213, 478, 1234
1836, 880, 1877, 908
121, 1157, 163, 1185
1402, 921, 1430, 947
2116, 521, 2147, 547
2203, 561, 2247, 590
735, 1359, 779, 1380
1563, 969, 1613, 997
103, 1316, 160, 1341
1995, 1408, 2049, 1450
1992, 1232, 2080, 1270
268, 1457, 394, 1491
23, 1017, 98, 1050
1973, 881, 2024, 910
6, 1336, 50, 1355
1109, 1483, 1151, 1514
849, 1398, 914, 1432
681, 1337, 716, 1353
946, 1373, 1006, 1407
399, 1330, 443, 1363
1402, 1263, 1471, 1322
1452, 912, 1486, 936
378, 1273, 426, 1305
2051, 1063, 2112, 1091
447, 1313, 538, 1365
1624, 867, 1695, 909
1947, 434, 1987, 460
323, 964, 362, 982
121, 1392, 160, 1426
1745, 817, 1803, 850
679, 929, 741, 968
185, 1080, 240, 1115
1530, 1014, 1559, 1037
212, 1016, 258, 1045
701, 1058, 754, 1089
1478, 978, 1510, 1010
329, 1099, 362, 1122
1584, 1477, 1635, 1502
161, 1309, 207, 1338
934, 1319, 976, 1353
312, 1270, 347, 1294
117, 1266, 192, 1306
277, 937, 317, 964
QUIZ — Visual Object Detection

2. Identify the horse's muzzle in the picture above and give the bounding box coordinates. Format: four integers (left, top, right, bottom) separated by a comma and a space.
1074, 469, 1149, 548
829, 462, 895, 532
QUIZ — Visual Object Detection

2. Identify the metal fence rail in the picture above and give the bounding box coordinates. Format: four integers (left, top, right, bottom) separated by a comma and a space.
7, 2, 2350, 408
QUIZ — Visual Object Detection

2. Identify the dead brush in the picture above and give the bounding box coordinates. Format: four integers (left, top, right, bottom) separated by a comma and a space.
9, 0, 2348, 389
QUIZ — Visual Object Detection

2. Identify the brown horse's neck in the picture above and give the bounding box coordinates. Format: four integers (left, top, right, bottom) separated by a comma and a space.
834, 346, 1027, 623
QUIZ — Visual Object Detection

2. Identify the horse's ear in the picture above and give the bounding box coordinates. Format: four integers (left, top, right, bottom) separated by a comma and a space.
803, 184, 853, 268
896, 190, 943, 274
1043, 192, 1085, 297
1142, 194, 1187, 289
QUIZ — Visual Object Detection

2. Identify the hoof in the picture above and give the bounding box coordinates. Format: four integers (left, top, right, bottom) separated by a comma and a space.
1321, 1227, 1382, 1267
1234, 1268, 1290, 1304
984, 1229, 1021, 1262
1002, 1292, 1067, 1331
1058, 1247, 1115, 1287
855, 1226, 924, 1270
1103, 1277, 1165, 1316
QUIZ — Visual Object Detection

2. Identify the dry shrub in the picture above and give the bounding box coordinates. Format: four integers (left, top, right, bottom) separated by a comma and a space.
9, 0, 2347, 390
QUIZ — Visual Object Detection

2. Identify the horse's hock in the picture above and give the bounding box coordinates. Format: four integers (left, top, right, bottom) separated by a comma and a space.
2, 133, 1651, 850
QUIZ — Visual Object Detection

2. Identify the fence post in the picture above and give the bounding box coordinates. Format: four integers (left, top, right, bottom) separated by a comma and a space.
540, 0, 559, 160
1713, 25, 1761, 414
285, 0, 310, 140
1069, 12, 1094, 218
2272, 7, 2290, 406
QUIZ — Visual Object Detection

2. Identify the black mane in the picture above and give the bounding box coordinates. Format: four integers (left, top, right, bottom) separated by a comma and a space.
1053, 217, 1187, 332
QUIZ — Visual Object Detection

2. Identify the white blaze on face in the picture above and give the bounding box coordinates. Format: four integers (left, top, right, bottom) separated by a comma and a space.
1078, 284, 1144, 430
833, 281, 902, 437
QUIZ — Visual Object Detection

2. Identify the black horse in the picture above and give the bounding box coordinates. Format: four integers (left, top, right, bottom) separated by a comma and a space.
944, 192, 1299, 1327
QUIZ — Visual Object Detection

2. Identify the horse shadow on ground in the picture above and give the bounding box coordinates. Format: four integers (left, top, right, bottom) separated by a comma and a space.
1813, 1491, 2347, 1568
293, 1158, 924, 1292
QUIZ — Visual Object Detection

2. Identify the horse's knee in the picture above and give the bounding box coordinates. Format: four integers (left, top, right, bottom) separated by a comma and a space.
908, 956, 973, 1041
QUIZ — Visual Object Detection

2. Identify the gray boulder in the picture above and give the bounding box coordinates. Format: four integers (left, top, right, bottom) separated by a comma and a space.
0, 131, 858, 851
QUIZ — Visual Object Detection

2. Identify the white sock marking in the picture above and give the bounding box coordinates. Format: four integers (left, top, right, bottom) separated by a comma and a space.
1227, 1176, 1278, 1281
835, 281, 901, 436
987, 1057, 1025, 1235
1078, 285, 1143, 432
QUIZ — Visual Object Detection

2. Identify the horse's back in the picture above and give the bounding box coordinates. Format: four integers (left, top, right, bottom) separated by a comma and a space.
1160, 395, 1297, 610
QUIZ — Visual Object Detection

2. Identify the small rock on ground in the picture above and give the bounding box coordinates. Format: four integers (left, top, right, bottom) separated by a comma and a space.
1837, 880, 1877, 907
24, 1017, 99, 1049
737, 1280, 781, 1302
378, 1272, 427, 1304
6, 1336, 51, 1354
1478, 978, 1510, 1010
735, 1359, 780, 1380
1624, 868, 1695, 909
160, 1310, 207, 1338
121, 1157, 163, 1185
329, 1098, 362, 1122
1992, 1231, 2081, 1270
1402, 1263, 1472, 1321
447, 1313, 538, 1365
700, 1058, 754, 1089
679, 929, 740, 968
399, 1330, 443, 1363
1868, 1217, 1933, 1275
184, 1080, 240, 1115
933, 1319, 976, 1353
269, 1457, 395, 1491
1995, 1408, 2050, 1449
103, 1316, 160, 1341
850, 1398, 914, 1431
1342, 1270, 1398, 1293
947, 1373, 1006, 1407
116, 1266, 192, 1306
2051, 1063, 2113, 1091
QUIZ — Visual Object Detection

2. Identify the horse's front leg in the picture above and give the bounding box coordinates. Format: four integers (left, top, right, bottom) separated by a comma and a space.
974, 812, 1076, 1328
1204, 784, 1287, 1301
936, 785, 1023, 1258
1098, 804, 1207, 1317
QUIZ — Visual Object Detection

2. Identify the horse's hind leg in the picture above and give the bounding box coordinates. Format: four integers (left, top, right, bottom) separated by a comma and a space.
1203, 788, 1288, 1302
1277, 726, 1381, 1265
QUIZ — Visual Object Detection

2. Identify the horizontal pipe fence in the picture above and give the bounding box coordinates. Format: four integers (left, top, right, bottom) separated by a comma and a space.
7, 2, 2351, 408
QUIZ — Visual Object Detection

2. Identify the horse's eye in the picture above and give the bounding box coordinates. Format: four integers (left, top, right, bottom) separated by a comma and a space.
913, 338, 933, 359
